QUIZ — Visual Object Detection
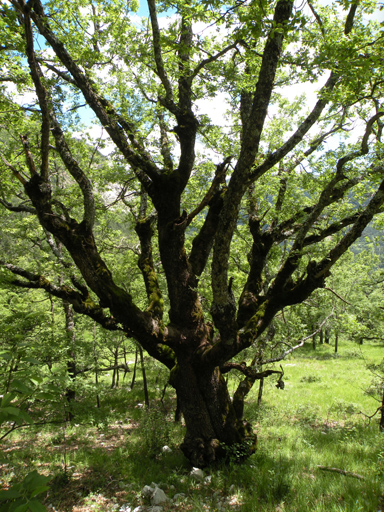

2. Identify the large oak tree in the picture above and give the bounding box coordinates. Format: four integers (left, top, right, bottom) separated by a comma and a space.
0, 0, 384, 466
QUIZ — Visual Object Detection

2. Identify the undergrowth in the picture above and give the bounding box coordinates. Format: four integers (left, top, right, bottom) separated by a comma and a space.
1, 340, 384, 512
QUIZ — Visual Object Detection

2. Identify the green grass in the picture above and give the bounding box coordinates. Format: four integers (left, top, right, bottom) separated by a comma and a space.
1, 339, 384, 511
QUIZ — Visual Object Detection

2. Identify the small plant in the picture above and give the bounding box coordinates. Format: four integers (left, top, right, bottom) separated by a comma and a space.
0, 470, 50, 512
0, 384, 51, 512
139, 405, 172, 456
295, 404, 320, 425
300, 375, 321, 383
259, 456, 292, 504
222, 438, 256, 464
345, 349, 364, 359
328, 398, 359, 418
49, 470, 71, 493
375, 449, 384, 477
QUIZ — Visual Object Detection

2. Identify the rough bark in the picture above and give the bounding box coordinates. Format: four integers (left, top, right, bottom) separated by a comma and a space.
173, 362, 256, 467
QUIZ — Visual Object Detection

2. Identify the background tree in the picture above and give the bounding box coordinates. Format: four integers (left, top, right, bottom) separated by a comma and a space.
1, 0, 384, 467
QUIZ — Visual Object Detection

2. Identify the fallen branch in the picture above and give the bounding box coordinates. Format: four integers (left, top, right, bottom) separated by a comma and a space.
317, 465, 364, 479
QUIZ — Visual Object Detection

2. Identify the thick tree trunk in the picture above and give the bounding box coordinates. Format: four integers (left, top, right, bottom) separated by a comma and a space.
173, 361, 256, 467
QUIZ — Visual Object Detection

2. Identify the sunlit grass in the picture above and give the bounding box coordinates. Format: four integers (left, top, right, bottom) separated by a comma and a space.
1, 338, 384, 511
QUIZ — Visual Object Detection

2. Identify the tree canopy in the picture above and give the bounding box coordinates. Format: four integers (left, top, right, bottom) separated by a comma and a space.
1, 0, 384, 467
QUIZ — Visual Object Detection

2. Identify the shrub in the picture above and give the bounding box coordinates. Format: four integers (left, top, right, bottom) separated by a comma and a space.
138, 405, 172, 456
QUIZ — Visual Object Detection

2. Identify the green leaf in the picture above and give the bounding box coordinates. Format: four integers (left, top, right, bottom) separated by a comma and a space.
26, 499, 47, 512
5, 498, 25, 512
10, 380, 34, 395
0, 407, 20, 416
0, 489, 22, 501
18, 410, 33, 424
1, 392, 16, 408
13, 505, 28, 512
23, 358, 41, 365
23, 472, 50, 492
29, 377, 43, 385
29, 487, 49, 499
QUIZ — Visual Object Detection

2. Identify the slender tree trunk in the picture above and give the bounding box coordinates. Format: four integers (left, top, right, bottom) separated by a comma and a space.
335, 332, 338, 353
380, 386, 384, 432
111, 347, 119, 388
139, 345, 149, 408
116, 359, 120, 387
63, 301, 76, 420
93, 322, 100, 408
319, 329, 324, 344
123, 344, 129, 383
111, 359, 116, 388
257, 377, 264, 406
130, 347, 138, 390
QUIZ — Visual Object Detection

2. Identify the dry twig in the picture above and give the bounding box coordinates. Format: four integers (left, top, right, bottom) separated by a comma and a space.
317, 465, 364, 479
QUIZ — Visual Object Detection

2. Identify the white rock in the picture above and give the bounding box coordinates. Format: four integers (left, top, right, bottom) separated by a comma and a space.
151, 487, 169, 506
190, 467, 204, 481
173, 493, 186, 502
133, 507, 146, 512
162, 445, 172, 453
119, 506, 131, 512
141, 484, 155, 499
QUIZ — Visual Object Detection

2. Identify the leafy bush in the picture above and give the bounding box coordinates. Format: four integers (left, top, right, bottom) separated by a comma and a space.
222, 438, 256, 464
0, 470, 50, 512
138, 405, 172, 456
328, 398, 360, 417
295, 404, 320, 425
300, 375, 321, 383
0, 369, 53, 512
344, 349, 364, 359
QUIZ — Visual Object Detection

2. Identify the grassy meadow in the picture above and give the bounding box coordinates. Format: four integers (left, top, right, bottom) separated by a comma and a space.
1, 339, 384, 512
